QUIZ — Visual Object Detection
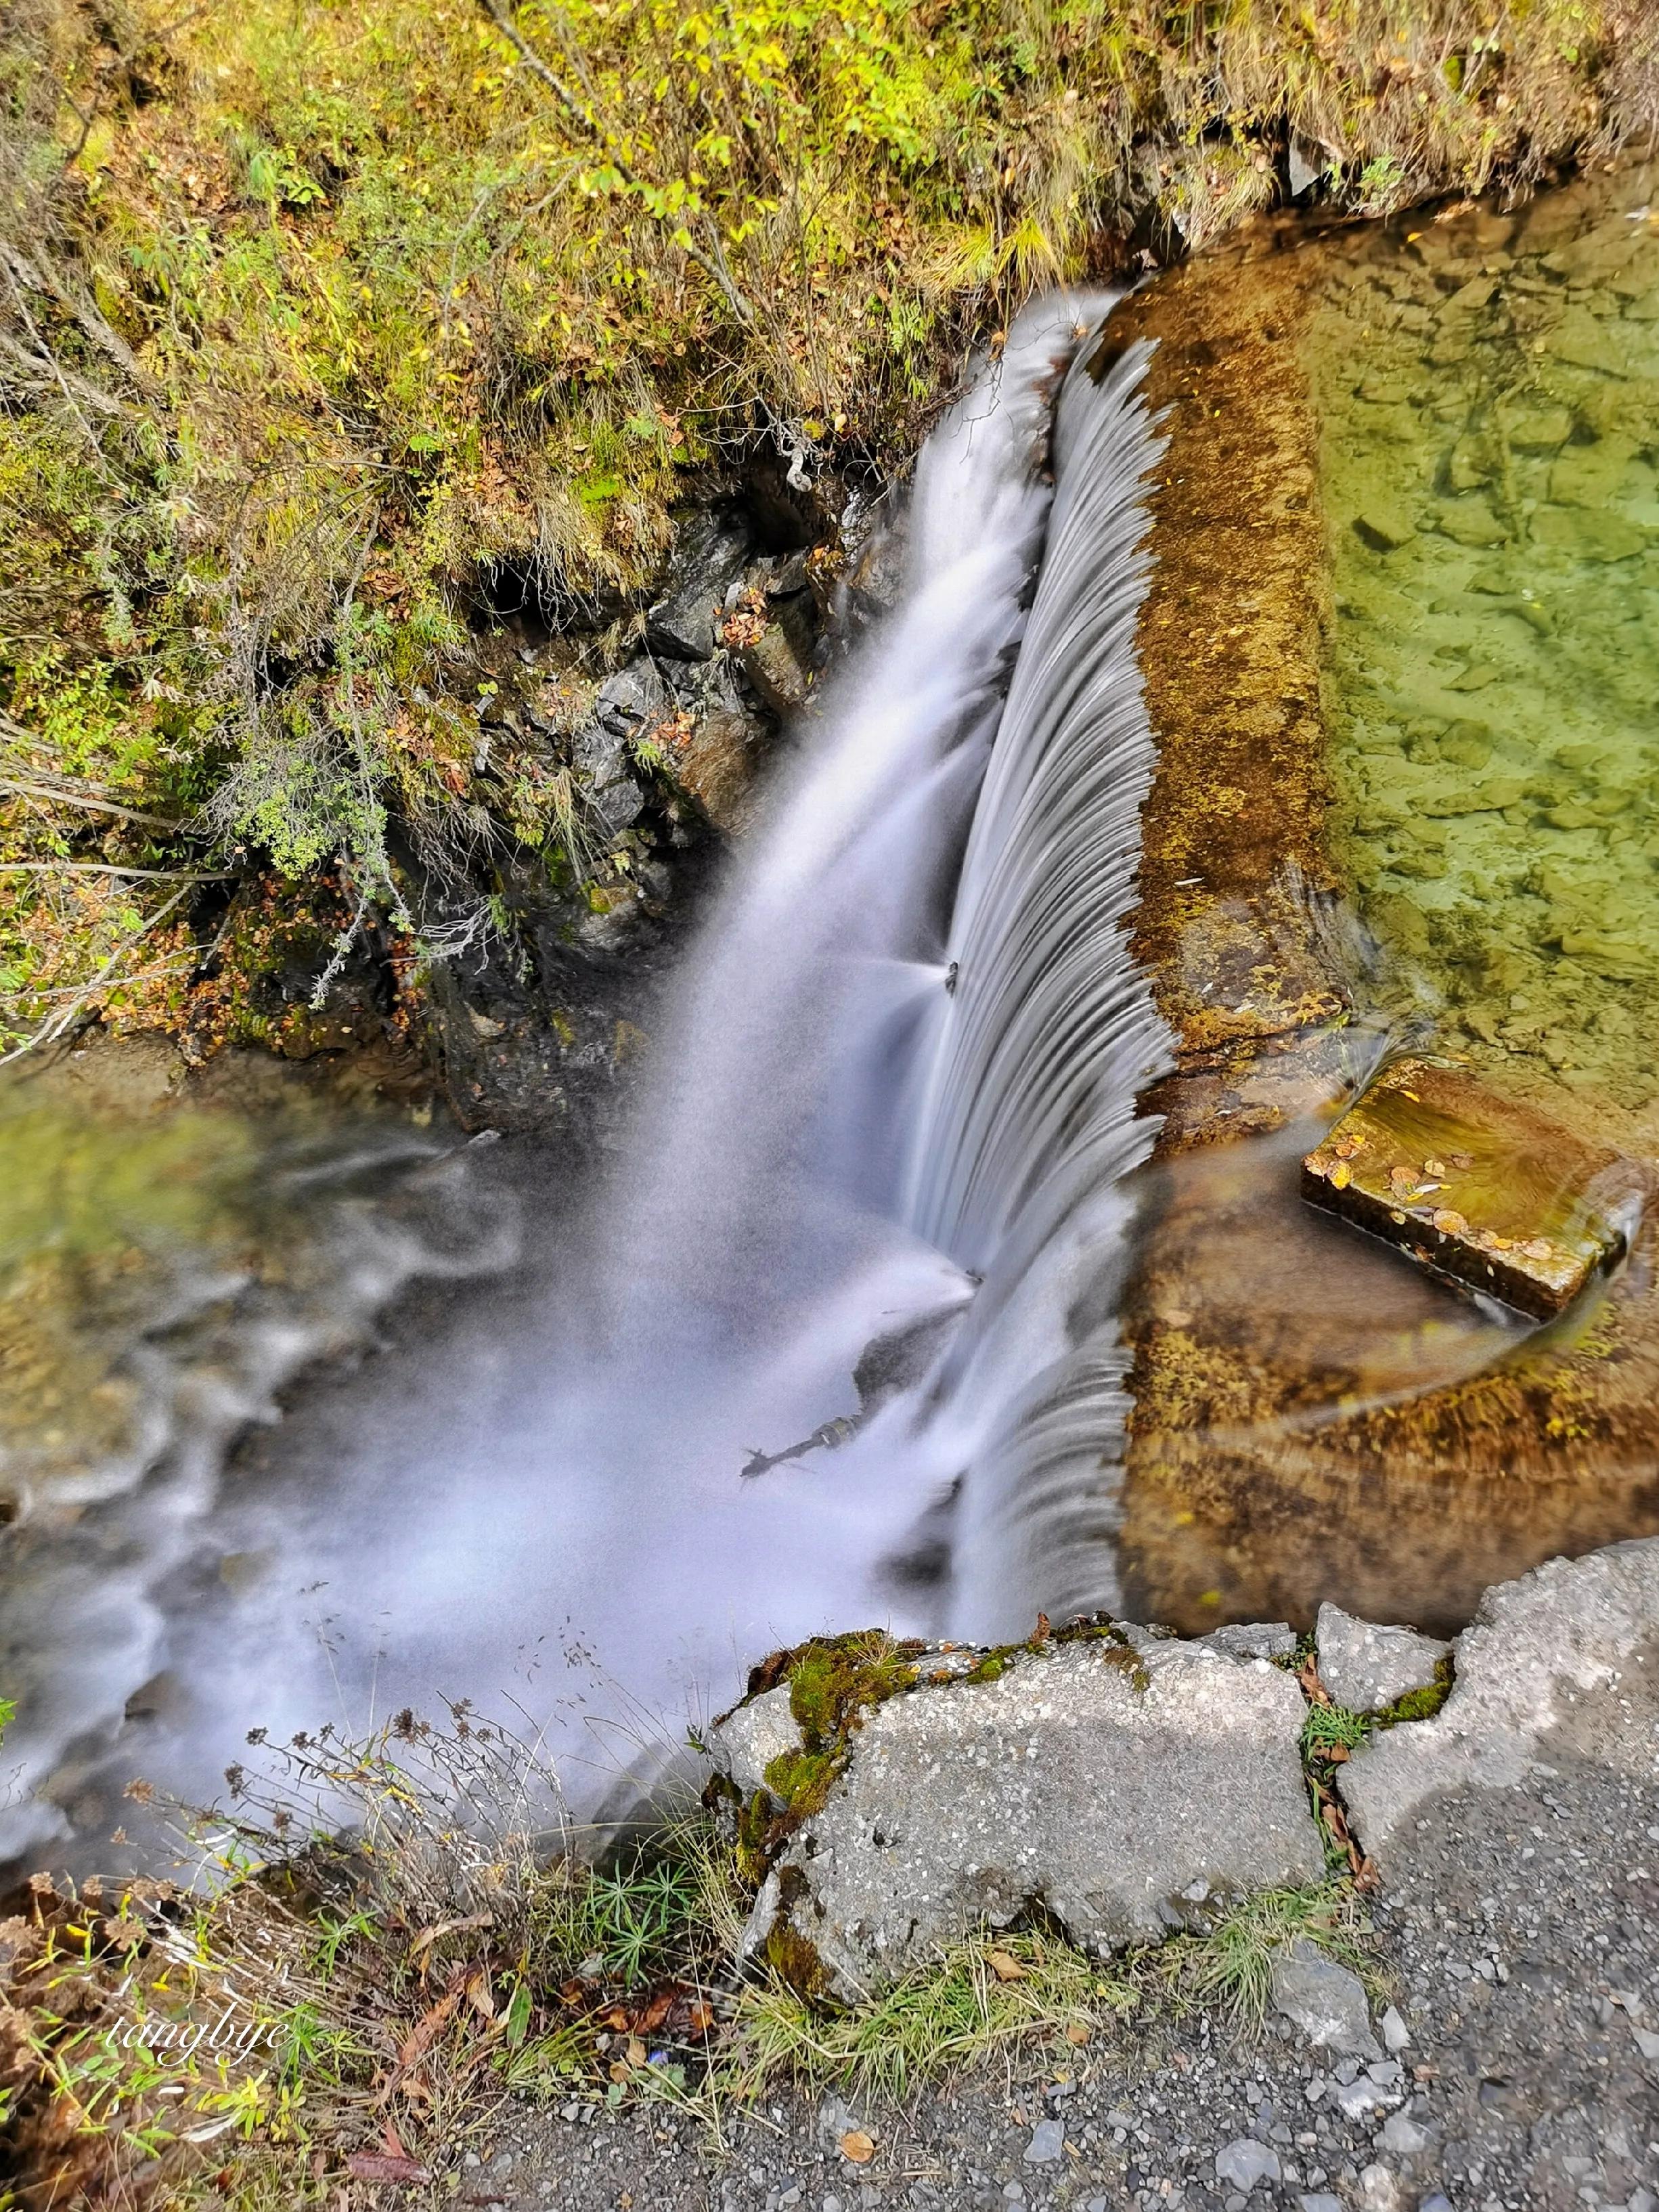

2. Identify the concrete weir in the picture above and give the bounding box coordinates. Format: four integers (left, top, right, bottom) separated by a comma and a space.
1107, 187, 1659, 1641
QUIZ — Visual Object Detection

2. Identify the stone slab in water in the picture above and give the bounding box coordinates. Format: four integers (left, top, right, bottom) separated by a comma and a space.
1302, 1055, 1625, 1319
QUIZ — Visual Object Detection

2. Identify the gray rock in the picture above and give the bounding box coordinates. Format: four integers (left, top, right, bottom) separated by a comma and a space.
1300, 2197, 1344, 2212
1379, 2004, 1411, 2053
1216, 2139, 1281, 2191
1333, 2076, 1398, 2121
1358, 2169, 1402, 2212
740, 1633, 1321, 1998
593, 660, 669, 734
1340, 1537, 1659, 1864
1023, 2120, 1065, 2165
1375, 2113, 1429, 2156
1201, 1622, 1298, 1662
1270, 1937, 1381, 2060
1315, 1603, 1449, 1715
571, 661, 668, 837
646, 511, 751, 659
711, 1684, 802, 1803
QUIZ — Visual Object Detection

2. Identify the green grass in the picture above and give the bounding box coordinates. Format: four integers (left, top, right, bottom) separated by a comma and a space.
1300, 1701, 1374, 1763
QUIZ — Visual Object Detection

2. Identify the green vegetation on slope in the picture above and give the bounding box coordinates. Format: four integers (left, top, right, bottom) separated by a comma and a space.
3, 0, 1656, 1056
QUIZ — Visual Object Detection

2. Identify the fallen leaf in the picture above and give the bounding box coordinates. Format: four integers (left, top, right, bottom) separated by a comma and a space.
1432, 1209, 1468, 1236
1521, 1237, 1553, 1260
840, 2130, 877, 2165
347, 2152, 432, 2186
1334, 1131, 1364, 1159
1423, 1157, 1448, 1177
609, 2060, 631, 2085
1450, 1151, 1474, 1170
1328, 1160, 1352, 1189
465, 1968, 495, 2021
626, 2036, 646, 2068
631, 1988, 676, 2033
407, 1911, 492, 1963
395, 1982, 464, 2073
1064, 2021, 1091, 2045
987, 1949, 1025, 1982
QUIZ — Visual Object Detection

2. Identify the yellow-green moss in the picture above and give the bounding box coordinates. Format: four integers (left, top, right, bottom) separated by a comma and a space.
1377, 1653, 1456, 1728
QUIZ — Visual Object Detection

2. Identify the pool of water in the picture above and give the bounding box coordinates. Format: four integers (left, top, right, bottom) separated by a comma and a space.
1308, 162, 1659, 1115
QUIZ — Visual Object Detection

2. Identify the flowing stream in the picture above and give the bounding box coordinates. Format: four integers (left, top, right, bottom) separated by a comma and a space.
1, 293, 1173, 1858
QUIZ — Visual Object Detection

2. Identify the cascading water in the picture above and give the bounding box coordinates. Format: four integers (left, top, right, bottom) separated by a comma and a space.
4, 291, 1174, 1855
277, 294, 1172, 1742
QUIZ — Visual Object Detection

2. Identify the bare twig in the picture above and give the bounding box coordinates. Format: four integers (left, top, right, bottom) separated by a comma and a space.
0, 862, 234, 880
0, 778, 187, 832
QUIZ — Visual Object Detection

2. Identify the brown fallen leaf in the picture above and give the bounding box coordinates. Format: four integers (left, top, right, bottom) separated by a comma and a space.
626, 2035, 647, 2068
1064, 2021, 1091, 2045
987, 1949, 1025, 1982
840, 2129, 877, 2165
407, 1911, 492, 1964
346, 2152, 431, 2186
394, 1981, 464, 2073
1432, 1209, 1468, 1236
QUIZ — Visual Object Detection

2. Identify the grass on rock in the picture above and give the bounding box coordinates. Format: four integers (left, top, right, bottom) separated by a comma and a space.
1, 1700, 1379, 2208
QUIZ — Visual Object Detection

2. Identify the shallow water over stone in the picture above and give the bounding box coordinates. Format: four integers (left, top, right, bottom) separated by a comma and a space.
1310, 163, 1659, 1113
1116, 164, 1659, 1639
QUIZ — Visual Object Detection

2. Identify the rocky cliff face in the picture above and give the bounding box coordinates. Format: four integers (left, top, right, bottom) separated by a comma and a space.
415, 474, 904, 1143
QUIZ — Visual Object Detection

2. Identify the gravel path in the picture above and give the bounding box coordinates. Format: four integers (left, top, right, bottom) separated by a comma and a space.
449, 1641, 1659, 2212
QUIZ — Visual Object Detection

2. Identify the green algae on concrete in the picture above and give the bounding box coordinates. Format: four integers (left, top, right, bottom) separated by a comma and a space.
1306, 166, 1659, 1113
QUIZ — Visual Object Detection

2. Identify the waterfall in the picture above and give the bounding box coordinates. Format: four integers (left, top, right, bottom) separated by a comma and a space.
4, 292, 1174, 1861
299, 293, 1176, 1750
579, 293, 1172, 1645
894, 322, 1174, 1634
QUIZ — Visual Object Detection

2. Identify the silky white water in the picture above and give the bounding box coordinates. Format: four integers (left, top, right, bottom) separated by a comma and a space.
2, 293, 1171, 1857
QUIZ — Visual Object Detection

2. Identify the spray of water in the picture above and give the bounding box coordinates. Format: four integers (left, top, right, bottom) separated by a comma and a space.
5, 292, 1172, 1854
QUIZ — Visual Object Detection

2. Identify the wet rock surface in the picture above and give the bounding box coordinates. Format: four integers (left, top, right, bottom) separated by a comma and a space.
420, 485, 866, 1137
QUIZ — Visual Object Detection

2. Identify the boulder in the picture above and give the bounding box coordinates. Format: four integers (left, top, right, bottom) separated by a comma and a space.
1339, 1536, 1659, 1865
1315, 1603, 1449, 1715
714, 1627, 1321, 2000
646, 511, 751, 659
712, 1683, 802, 1802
